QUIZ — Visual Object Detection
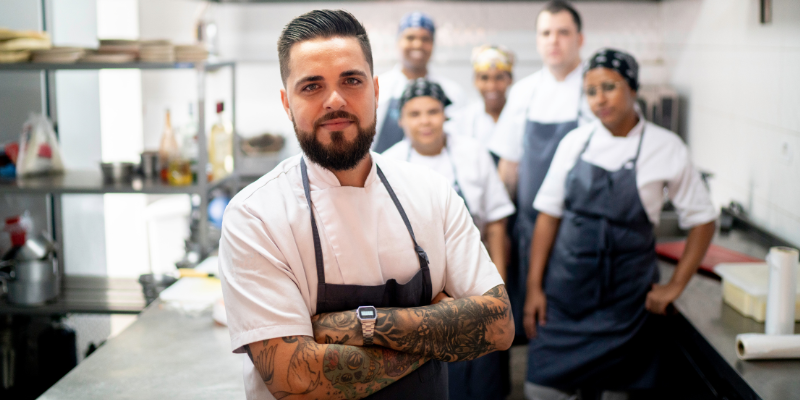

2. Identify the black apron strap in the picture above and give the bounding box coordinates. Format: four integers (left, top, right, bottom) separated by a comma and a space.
375, 166, 431, 266
300, 158, 326, 285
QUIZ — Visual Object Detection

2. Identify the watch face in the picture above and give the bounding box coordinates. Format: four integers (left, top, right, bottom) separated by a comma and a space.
358, 306, 377, 319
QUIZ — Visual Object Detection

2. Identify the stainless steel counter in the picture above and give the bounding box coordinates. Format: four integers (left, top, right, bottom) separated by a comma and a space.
0, 275, 146, 315
659, 231, 800, 400
38, 300, 244, 399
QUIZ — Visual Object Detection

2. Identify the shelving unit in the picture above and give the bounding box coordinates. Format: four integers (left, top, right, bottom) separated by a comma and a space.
0, 60, 236, 285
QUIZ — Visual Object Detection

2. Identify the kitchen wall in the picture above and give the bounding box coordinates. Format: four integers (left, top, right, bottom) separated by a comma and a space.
663, 0, 800, 246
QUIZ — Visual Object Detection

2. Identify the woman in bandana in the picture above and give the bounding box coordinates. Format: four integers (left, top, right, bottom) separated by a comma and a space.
521, 49, 717, 399
383, 78, 515, 399
445, 45, 516, 159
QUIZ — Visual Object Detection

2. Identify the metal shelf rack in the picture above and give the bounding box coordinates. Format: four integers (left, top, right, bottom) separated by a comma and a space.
0, 60, 236, 281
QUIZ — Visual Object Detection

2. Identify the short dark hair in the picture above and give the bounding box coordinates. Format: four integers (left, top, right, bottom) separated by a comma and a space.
277, 10, 374, 85
539, 1, 582, 33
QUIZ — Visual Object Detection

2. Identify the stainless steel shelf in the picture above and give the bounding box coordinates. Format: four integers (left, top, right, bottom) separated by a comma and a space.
0, 170, 234, 195
0, 60, 234, 71
0, 276, 146, 315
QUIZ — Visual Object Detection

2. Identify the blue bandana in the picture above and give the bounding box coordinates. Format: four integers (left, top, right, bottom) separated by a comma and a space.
398, 12, 435, 37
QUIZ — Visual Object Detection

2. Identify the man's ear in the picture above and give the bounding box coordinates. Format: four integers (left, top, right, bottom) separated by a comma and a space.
577, 32, 585, 49
280, 88, 293, 122
374, 75, 380, 109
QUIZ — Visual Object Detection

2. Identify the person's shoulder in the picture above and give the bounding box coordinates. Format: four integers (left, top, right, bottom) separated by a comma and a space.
381, 140, 409, 160
373, 152, 450, 192
643, 122, 688, 157
227, 154, 301, 213
509, 70, 542, 94
559, 121, 596, 148
448, 133, 485, 155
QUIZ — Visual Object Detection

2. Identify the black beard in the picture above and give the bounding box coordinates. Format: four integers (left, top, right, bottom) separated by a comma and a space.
294, 110, 376, 171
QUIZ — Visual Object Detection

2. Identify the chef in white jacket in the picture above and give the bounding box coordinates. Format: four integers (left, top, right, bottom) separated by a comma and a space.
486, 0, 594, 339
445, 45, 515, 157
373, 11, 464, 153
383, 77, 515, 400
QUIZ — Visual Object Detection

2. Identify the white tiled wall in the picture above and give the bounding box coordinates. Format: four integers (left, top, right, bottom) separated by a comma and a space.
663, 0, 800, 245
135, 0, 800, 246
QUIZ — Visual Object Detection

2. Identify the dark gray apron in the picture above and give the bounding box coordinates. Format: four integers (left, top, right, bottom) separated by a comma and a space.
508, 86, 582, 338
301, 158, 448, 399
527, 127, 660, 391
374, 98, 405, 153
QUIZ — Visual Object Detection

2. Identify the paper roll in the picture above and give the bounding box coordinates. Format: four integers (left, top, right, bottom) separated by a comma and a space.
765, 247, 799, 335
736, 333, 800, 360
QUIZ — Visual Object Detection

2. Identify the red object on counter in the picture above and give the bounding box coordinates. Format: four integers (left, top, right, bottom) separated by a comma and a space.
4, 216, 26, 247
5, 142, 19, 163
656, 241, 763, 275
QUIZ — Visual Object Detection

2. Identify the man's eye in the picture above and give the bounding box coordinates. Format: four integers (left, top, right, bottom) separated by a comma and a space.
303, 84, 320, 92
345, 78, 362, 85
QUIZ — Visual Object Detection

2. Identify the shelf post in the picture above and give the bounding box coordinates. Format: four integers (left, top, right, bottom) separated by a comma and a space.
196, 63, 210, 256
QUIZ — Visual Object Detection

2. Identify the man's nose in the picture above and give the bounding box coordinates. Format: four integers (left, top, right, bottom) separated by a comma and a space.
324, 89, 346, 110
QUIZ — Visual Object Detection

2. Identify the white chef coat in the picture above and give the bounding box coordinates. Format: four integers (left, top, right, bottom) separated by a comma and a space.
443, 100, 497, 149
488, 66, 594, 162
218, 152, 504, 399
534, 118, 719, 229
375, 65, 464, 142
383, 134, 515, 237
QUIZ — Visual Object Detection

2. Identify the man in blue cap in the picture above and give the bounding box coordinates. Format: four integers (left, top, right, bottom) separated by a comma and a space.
372, 11, 464, 153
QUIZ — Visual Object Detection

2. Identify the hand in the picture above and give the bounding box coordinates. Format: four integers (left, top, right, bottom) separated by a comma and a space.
645, 283, 682, 315
311, 311, 361, 345
523, 289, 547, 339
431, 291, 454, 305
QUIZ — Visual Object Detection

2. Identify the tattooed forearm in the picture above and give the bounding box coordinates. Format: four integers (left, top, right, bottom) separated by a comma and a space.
311, 285, 514, 363
248, 336, 427, 400
373, 284, 512, 362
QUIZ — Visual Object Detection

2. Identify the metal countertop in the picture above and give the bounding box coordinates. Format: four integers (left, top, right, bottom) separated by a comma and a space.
38, 300, 245, 399
660, 230, 800, 400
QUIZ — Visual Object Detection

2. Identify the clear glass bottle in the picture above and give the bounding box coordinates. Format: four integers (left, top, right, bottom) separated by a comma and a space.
158, 109, 180, 183
208, 101, 233, 181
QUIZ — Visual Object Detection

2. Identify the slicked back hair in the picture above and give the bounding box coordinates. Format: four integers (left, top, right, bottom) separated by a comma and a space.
539, 0, 583, 33
277, 9, 374, 85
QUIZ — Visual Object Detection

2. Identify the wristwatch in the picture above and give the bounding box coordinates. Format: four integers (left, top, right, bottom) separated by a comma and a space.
356, 306, 378, 346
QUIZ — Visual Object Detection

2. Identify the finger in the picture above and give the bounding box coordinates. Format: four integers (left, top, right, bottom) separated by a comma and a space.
538, 302, 547, 325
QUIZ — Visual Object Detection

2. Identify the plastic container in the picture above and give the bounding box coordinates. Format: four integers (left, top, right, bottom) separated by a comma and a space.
715, 262, 800, 322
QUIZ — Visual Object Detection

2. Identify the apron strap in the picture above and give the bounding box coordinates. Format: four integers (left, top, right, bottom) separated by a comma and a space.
630, 125, 646, 167
376, 166, 431, 265
300, 158, 327, 285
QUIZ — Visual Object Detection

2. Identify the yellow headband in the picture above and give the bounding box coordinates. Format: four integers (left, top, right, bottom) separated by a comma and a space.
472, 45, 515, 73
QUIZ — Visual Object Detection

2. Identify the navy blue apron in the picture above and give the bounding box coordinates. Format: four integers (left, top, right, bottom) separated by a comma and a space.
526, 127, 660, 391
404, 142, 509, 400
508, 82, 583, 339
374, 98, 405, 153
301, 158, 448, 399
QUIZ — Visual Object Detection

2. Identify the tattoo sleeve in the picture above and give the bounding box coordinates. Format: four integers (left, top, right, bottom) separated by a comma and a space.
247, 336, 427, 400
312, 284, 514, 363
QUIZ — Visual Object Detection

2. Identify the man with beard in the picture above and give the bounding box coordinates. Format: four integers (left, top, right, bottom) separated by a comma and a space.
218, 10, 514, 400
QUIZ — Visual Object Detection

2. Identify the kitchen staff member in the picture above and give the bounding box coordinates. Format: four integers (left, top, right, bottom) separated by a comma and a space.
487, 0, 594, 339
522, 49, 717, 399
445, 45, 515, 154
218, 10, 513, 400
384, 78, 515, 400
373, 11, 464, 153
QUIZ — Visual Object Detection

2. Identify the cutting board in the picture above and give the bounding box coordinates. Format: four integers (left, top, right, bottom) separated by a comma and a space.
656, 241, 763, 275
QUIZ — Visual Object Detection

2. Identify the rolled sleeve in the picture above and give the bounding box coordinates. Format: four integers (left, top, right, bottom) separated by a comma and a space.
442, 181, 505, 299
668, 149, 719, 229
218, 201, 313, 354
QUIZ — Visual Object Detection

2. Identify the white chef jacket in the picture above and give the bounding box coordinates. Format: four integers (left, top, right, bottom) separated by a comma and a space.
218, 152, 504, 399
375, 65, 464, 143
534, 118, 719, 229
443, 100, 497, 149
488, 66, 594, 162
383, 134, 515, 237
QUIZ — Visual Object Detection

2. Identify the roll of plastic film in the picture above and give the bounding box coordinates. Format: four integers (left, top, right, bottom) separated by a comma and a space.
765, 247, 799, 335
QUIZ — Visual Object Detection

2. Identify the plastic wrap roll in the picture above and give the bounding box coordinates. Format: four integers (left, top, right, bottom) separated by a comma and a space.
736, 333, 800, 360
765, 247, 799, 335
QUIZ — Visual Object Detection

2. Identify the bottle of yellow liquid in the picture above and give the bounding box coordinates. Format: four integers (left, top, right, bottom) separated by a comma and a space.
158, 109, 179, 183
208, 101, 233, 181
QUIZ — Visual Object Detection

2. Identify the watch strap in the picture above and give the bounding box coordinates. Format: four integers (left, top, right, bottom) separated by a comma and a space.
361, 319, 375, 346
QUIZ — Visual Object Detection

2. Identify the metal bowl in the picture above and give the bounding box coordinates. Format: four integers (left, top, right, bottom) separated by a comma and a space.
100, 162, 135, 183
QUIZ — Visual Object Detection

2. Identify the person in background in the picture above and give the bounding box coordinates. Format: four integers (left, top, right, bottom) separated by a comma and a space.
487, 0, 594, 341
445, 45, 515, 158
383, 78, 515, 400
373, 11, 464, 153
522, 49, 717, 400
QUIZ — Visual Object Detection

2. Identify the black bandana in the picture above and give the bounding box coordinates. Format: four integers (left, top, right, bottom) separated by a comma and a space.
586, 48, 639, 91
398, 78, 452, 111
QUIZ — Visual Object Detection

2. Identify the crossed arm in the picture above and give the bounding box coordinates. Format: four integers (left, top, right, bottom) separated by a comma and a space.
247, 284, 513, 399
